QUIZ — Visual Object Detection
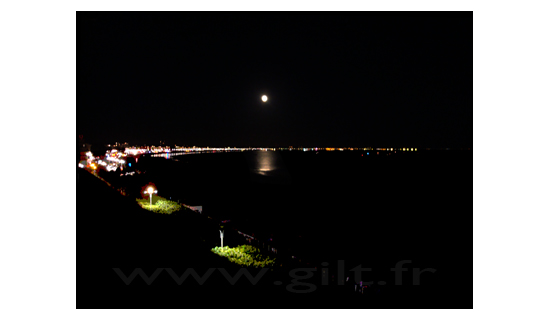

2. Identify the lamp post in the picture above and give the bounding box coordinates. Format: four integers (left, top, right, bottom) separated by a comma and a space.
220, 230, 224, 248
144, 186, 158, 206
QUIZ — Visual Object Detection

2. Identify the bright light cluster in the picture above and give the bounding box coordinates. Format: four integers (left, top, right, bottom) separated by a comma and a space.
106, 156, 125, 163
125, 148, 148, 155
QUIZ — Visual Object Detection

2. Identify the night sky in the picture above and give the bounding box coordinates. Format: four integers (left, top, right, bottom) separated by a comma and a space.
77, 12, 472, 148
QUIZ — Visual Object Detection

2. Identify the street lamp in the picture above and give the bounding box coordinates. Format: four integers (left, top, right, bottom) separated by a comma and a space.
144, 186, 158, 206
220, 230, 224, 248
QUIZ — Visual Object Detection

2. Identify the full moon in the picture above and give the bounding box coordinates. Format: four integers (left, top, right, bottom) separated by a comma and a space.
261, 95, 268, 102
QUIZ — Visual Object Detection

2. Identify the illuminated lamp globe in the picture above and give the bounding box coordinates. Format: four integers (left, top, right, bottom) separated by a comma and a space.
261, 95, 268, 102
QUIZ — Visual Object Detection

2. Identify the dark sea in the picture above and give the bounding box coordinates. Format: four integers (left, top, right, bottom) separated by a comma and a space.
132, 150, 472, 273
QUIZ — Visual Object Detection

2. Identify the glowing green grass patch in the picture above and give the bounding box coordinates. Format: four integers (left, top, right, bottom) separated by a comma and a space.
211, 245, 276, 268
136, 196, 184, 214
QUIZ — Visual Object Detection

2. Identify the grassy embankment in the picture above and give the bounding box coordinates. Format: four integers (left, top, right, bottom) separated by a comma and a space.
137, 195, 276, 267
135, 194, 186, 214
211, 244, 276, 268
